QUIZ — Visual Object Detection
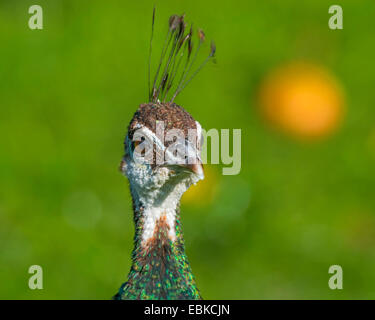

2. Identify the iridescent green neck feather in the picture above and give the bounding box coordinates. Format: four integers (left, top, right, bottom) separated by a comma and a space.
115, 196, 201, 300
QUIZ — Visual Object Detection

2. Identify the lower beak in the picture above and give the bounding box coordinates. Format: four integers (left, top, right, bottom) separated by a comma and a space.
181, 162, 204, 179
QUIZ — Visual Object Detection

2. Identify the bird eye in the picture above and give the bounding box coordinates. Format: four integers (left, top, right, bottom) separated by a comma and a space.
132, 137, 145, 150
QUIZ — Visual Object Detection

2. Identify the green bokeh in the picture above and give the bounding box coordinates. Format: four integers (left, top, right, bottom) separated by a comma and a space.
0, 0, 375, 299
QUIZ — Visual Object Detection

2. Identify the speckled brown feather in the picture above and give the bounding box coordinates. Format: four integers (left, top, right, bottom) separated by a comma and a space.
128, 102, 197, 140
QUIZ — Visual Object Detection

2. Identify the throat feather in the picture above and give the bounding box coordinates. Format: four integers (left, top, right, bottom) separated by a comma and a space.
142, 208, 176, 246
130, 177, 187, 247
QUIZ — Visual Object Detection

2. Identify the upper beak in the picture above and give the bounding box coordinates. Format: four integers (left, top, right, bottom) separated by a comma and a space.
180, 162, 204, 179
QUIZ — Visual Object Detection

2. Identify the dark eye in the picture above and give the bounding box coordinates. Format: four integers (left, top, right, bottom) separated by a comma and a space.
131, 141, 139, 150
132, 137, 145, 150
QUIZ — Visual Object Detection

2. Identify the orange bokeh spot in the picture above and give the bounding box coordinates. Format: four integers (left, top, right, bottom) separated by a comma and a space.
259, 62, 345, 140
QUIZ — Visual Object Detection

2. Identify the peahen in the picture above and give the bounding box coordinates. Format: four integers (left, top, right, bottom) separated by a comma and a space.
114, 10, 215, 300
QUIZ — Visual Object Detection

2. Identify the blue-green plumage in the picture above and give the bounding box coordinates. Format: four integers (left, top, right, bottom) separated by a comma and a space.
115, 206, 200, 300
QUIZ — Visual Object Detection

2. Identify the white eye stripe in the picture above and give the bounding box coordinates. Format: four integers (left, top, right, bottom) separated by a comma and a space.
196, 121, 202, 138
132, 126, 166, 151
195, 121, 204, 147
130, 124, 202, 165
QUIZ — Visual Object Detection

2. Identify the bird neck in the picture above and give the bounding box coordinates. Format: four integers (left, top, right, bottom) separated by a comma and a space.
119, 185, 200, 299
132, 191, 185, 256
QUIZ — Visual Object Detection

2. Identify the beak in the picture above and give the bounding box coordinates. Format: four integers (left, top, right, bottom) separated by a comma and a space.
180, 162, 204, 179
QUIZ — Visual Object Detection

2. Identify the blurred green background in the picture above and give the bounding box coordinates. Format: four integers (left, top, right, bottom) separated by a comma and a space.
1, 0, 375, 299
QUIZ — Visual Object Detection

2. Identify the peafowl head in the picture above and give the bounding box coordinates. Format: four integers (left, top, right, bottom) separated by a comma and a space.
121, 101, 204, 204
119, 10, 215, 218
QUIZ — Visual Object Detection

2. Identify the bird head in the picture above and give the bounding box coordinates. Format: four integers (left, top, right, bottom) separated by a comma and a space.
119, 10, 215, 207
121, 102, 204, 202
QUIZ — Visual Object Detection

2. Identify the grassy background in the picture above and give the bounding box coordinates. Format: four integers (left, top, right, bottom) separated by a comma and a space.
1, 0, 375, 299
